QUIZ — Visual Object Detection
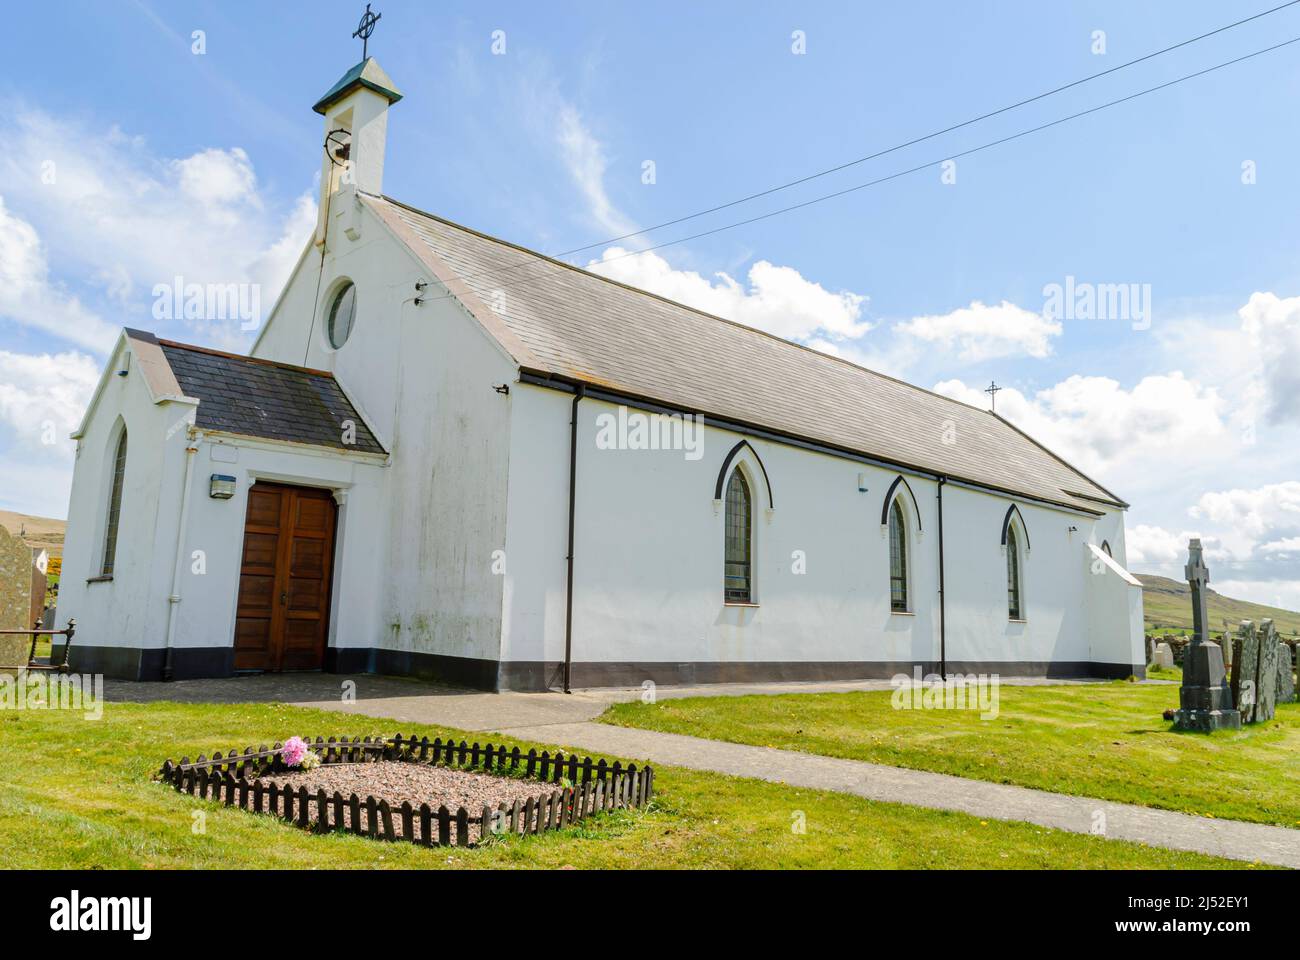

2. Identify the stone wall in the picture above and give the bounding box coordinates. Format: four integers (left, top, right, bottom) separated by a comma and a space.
1144, 632, 1299, 668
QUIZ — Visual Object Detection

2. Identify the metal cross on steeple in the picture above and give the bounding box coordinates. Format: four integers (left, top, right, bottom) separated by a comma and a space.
984, 380, 1002, 412
352, 3, 382, 59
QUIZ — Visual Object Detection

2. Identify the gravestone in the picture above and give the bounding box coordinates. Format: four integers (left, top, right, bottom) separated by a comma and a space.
1231, 620, 1280, 723
1231, 621, 1258, 720
1174, 539, 1241, 731
1277, 642, 1296, 705
1255, 621, 1280, 722
1152, 642, 1174, 669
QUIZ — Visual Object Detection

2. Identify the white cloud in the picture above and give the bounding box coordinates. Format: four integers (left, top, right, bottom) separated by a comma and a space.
1126, 482, 1300, 598
550, 92, 870, 346
0, 107, 314, 346
1261, 537, 1300, 554
173, 147, 260, 211
1126, 524, 1230, 565
1214, 579, 1300, 613
588, 246, 870, 342
556, 105, 637, 239
1191, 481, 1300, 539
0, 106, 315, 517
0, 349, 100, 448
1238, 291, 1300, 426
0, 349, 99, 516
932, 371, 1224, 475
897, 300, 1062, 362
0, 196, 117, 351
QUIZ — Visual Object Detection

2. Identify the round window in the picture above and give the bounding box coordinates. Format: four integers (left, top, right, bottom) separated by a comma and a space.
327, 282, 357, 348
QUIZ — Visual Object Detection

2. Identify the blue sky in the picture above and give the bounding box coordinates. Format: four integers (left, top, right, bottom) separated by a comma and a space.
1, 1, 1298, 607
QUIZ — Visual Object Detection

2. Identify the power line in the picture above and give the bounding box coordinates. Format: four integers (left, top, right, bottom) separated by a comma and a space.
555, 0, 1300, 257
422, 0, 1300, 293
420, 34, 1300, 308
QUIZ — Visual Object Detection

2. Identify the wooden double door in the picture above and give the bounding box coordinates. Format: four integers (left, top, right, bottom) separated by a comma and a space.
233, 483, 337, 672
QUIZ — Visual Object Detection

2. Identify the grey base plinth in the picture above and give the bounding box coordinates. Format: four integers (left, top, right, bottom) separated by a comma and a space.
1173, 707, 1242, 732
1175, 640, 1240, 731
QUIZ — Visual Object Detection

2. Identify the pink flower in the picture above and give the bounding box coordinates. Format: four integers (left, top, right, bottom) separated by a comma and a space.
281, 736, 308, 767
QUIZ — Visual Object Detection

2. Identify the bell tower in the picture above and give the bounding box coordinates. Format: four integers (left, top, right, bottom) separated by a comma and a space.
311, 24, 402, 247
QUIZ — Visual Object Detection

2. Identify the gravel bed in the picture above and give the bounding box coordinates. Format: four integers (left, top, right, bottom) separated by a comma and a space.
257, 761, 560, 843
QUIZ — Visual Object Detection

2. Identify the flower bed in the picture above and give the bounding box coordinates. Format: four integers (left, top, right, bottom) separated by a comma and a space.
158, 734, 654, 847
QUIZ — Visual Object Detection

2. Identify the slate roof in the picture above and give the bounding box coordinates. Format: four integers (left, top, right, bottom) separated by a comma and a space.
152, 337, 385, 455
368, 195, 1124, 514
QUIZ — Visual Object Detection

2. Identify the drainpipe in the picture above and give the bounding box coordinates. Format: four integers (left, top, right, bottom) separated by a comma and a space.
162, 431, 200, 681
562, 384, 585, 694
937, 476, 948, 681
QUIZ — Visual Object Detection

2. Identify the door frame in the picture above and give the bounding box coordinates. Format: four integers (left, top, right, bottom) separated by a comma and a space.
231, 478, 341, 672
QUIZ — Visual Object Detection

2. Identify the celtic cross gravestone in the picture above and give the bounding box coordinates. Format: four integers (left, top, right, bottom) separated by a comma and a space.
1173, 539, 1241, 731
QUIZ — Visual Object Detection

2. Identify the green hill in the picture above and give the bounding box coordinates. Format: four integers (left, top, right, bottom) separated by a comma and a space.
1138, 574, 1300, 637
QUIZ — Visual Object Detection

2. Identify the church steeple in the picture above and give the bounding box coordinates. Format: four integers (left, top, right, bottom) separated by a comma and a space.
312, 57, 402, 246
312, 6, 402, 246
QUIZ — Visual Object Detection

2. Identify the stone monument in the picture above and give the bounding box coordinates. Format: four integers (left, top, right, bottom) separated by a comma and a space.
1231, 621, 1257, 719
1173, 539, 1241, 731
1277, 642, 1296, 705
1232, 619, 1280, 723
1152, 642, 1174, 669
1256, 620, 1280, 721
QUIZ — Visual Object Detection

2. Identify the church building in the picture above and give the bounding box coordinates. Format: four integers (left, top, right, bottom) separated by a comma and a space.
55, 58, 1146, 689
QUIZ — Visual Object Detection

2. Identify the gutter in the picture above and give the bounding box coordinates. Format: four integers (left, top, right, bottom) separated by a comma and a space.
516, 371, 1111, 520
562, 384, 586, 693
937, 476, 947, 681
162, 431, 200, 681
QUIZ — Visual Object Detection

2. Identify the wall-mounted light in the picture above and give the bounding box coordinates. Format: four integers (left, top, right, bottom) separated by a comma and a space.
209, 474, 237, 500
857, 473, 869, 492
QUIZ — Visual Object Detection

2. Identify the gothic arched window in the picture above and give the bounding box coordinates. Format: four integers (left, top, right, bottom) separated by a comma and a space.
724, 470, 753, 602
889, 498, 909, 612
1007, 524, 1023, 620
101, 426, 128, 576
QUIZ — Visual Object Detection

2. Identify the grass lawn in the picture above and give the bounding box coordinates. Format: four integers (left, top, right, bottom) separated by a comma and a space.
0, 700, 1255, 869
1146, 664, 1182, 681
602, 683, 1300, 828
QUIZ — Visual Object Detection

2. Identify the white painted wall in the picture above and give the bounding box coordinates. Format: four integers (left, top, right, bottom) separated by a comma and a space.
501, 386, 1143, 680
58, 338, 188, 659
57, 331, 391, 670
253, 193, 517, 664
61, 192, 518, 673
59, 196, 1142, 686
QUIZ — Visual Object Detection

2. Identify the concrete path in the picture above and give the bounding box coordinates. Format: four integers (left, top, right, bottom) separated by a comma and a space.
105, 673, 1120, 727
105, 673, 1297, 867
494, 721, 1300, 869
